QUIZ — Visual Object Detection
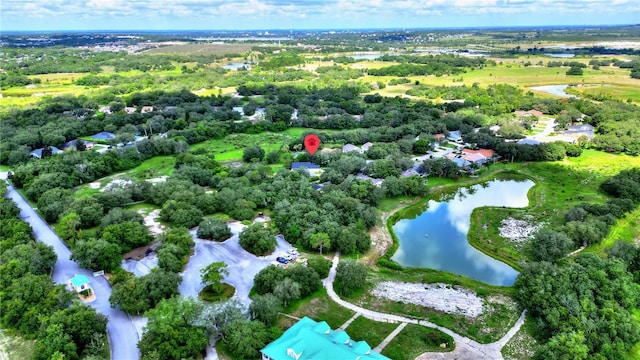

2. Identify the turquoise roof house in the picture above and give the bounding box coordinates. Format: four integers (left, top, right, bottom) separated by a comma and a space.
261, 316, 390, 360
69, 274, 90, 292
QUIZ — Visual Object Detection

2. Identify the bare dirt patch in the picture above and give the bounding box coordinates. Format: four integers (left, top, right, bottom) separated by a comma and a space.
498, 217, 544, 249
139, 209, 165, 236
146, 176, 168, 184
100, 178, 133, 192
364, 200, 419, 266
371, 281, 484, 318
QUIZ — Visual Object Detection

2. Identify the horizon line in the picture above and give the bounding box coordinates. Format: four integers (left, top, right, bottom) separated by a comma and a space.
2, 23, 639, 34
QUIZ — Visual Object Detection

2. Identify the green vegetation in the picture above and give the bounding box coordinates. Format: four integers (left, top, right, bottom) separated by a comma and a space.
501, 318, 540, 360
278, 289, 355, 330
382, 324, 454, 359
199, 283, 236, 303
0, 330, 36, 360
0, 183, 108, 360
4, 28, 640, 360
344, 316, 398, 348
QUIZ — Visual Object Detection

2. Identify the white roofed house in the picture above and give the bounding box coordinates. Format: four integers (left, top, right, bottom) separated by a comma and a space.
564, 123, 595, 139
342, 143, 363, 153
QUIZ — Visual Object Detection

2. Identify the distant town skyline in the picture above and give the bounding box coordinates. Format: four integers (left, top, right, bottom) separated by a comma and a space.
2, 0, 639, 32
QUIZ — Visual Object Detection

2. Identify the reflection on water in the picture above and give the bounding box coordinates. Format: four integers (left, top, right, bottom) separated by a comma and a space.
530, 84, 577, 98
348, 53, 383, 60
223, 62, 250, 70
392, 179, 534, 286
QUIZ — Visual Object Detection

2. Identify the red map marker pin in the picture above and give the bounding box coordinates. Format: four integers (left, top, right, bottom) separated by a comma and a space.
304, 134, 320, 155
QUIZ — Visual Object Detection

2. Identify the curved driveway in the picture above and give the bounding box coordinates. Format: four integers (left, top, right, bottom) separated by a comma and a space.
324, 254, 526, 360
4, 182, 140, 360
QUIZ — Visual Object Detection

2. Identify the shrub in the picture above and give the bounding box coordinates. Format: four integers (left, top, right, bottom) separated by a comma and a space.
197, 218, 232, 241
239, 223, 276, 256
307, 257, 332, 279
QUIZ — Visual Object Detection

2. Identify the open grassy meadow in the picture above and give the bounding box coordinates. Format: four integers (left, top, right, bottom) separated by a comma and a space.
382, 324, 454, 360
277, 289, 355, 330
344, 316, 398, 349
143, 43, 255, 56
465, 150, 640, 267
354, 59, 640, 103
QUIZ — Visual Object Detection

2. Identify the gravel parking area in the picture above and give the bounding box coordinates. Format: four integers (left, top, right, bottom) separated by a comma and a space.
179, 221, 293, 306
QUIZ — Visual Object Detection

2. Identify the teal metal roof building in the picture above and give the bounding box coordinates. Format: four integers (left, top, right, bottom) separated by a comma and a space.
261, 316, 390, 360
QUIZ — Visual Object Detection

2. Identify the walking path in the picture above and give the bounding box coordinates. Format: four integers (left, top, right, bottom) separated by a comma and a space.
567, 245, 587, 257
338, 312, 361, 330
374, 322, 407, 352
323, 253, 527, 360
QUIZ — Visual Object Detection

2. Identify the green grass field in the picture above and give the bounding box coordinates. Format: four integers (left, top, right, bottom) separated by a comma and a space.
355, 60, 640, 103
128, 156, 176, 180
381, 324, 454, 359
586, 207, 640, 255
278, 289, 355, 330
465, 150, 640, 266
344, 316, 398, 349
142, 43, 255, 56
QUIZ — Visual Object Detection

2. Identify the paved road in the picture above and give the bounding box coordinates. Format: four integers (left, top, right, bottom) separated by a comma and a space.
180, 222, 294, 307
4, 182, 141, 360
324, 254, 527, 360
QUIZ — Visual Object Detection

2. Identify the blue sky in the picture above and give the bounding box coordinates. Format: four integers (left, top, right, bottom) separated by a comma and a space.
2, 0, 639, 31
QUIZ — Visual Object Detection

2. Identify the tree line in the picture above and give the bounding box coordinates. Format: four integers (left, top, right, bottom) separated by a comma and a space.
0, 182, 108, 360
516, 168, 640, 359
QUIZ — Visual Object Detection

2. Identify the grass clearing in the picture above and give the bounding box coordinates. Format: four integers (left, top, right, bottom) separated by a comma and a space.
198, 283, 236, 303
586, 206, 640, 255
381, 324, 454, 359
344, 316, 398, 348
0, 330, 36, 360
143, 43, 255, 56
192, 132, 290, 162
358, 59, 640, 103
349, 269, 518, 344
568, 83, 640, 103
278, 289, 355, 330
127, 156, 175, 180
501, 317, 540, 360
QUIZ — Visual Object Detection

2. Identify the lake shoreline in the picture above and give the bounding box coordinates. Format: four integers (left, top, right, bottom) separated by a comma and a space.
381, 171, 537, 287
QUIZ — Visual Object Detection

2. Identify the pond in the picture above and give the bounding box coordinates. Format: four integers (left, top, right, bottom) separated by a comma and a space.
529, 84, 578, 98
545, 53, 575, 58
348, 53, 383, 60
391, 178, 535, 286
223, 62, 250, 70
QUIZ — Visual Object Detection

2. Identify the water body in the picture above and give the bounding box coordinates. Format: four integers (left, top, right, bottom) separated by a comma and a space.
529, 84, 578, 98
348, 53, 383, 60
223, 62, 251, 70
546, 53, 576, 58
392, 178, 535, 286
